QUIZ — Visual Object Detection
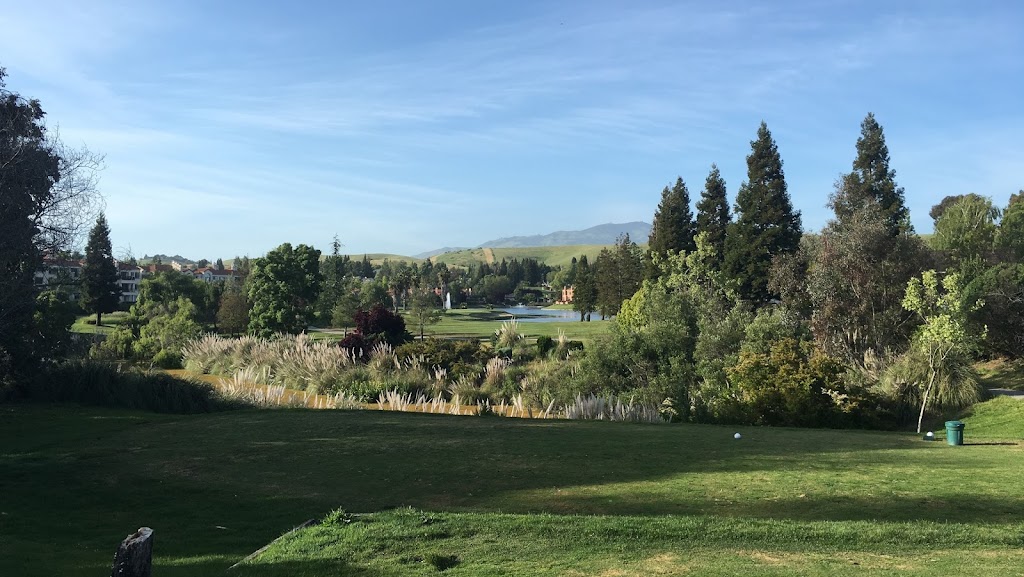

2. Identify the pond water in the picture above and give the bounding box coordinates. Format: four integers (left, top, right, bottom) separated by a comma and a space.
501, 306, 585, 322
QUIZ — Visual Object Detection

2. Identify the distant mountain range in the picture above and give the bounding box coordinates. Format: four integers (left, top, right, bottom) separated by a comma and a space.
151, 223, 653, 265
414, 222, 651, 259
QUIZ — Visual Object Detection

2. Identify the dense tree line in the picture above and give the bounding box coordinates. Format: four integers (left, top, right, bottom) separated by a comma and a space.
8, 69, 1023, 432
577, 115, 1023, 429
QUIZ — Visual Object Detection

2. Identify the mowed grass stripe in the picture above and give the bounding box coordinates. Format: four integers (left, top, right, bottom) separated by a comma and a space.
235, 509, 1024, 576
1, 403, 1021, 576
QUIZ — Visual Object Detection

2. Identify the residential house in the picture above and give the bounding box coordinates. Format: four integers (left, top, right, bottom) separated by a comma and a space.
116, 262, 144, 304
34, 257, 83, 300
556, 285, 575, 304
192, 267, 240, 284
143, 263, 174, 275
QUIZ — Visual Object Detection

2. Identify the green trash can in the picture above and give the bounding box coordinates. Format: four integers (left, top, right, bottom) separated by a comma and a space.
945, 420, 965, 446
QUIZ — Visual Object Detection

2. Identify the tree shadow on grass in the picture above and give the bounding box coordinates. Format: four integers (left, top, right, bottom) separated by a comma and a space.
170, 558, 378, 577
4, 406, 1023, 576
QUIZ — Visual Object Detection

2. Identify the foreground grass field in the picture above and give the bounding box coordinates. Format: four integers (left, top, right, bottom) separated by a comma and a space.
2, 402, 1022, 576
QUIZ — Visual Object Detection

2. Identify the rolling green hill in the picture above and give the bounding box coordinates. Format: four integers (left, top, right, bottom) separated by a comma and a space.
341, 253, 423, 265
431, 244, 616, 268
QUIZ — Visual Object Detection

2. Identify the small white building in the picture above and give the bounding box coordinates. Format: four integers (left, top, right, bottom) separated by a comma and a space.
116, 262, 144, 304
34, 258, 84, 300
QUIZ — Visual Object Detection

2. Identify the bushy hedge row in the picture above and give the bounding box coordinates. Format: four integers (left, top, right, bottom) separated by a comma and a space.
15, 360, 237, 413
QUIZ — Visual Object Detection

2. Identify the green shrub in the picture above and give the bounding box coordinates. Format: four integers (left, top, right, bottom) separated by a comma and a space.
20, 360, 236, 413
152, 349, 183, 370
727, 338, 853, 428
395, 339, 486, 380
536, 336, 554, 356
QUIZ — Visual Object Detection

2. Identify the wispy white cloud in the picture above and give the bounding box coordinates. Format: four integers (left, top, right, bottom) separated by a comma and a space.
4, 0, 1021, 256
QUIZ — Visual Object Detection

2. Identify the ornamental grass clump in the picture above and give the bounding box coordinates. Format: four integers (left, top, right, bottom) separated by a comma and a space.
183, 334, 380, 398
494, 319, 523, 350
563, 393, 662, 423
219, 368, 361, 409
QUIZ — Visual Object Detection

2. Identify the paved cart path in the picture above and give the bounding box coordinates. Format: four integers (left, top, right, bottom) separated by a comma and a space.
988, 388, 1024, 399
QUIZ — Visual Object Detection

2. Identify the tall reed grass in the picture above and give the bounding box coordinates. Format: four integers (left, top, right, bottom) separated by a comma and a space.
183, 334, 422, 400
180, 335, 662, 423
217, 369, 362, 409
563, 393, 662, 423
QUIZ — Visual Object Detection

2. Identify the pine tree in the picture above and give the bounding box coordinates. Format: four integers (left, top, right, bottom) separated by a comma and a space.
648, 177, 696, 271
832, 113, 911, 235
80, 214, 121, 326
723, 122, 802, 303
695, 164, 730, 266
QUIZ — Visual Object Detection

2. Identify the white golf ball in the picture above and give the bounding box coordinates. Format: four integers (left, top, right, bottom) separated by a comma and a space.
734, 432, 742, 439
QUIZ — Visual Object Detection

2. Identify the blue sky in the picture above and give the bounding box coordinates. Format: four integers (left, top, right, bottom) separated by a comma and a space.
3, 0, 1022, 259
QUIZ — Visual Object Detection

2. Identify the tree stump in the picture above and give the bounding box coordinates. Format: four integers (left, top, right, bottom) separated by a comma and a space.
111, 527, 153, 577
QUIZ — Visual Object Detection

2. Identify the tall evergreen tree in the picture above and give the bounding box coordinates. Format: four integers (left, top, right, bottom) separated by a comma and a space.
572, 255, 598, 321
80, 214, 121, 326
832, 113, 911, 235
695, 164, 730, 266
806, 115, 927, 361
648, 177, 696, 271
723, 122, 802, 303
595, 234, 643, 319
360, 254, 374, 278
316, 234, 349, 324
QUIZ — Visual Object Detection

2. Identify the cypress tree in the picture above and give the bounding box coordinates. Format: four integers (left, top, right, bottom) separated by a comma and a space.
80, 213, 121, 326
695, 164, 730, 266
723, 122, 802, 303
832, 113, 911, 235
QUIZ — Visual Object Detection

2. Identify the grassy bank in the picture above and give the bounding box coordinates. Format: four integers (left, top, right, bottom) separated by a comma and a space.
2, 397, 1022, 576
976, 358, 1024, 391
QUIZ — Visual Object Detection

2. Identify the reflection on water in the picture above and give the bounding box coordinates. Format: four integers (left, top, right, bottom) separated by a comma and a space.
502, 306, 593, 322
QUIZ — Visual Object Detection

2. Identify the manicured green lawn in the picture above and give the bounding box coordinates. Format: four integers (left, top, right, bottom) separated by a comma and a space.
70, 311, 130, 334
2, 400, 1022, 576
414, 307, 612, 343
308, 308, 611, 344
